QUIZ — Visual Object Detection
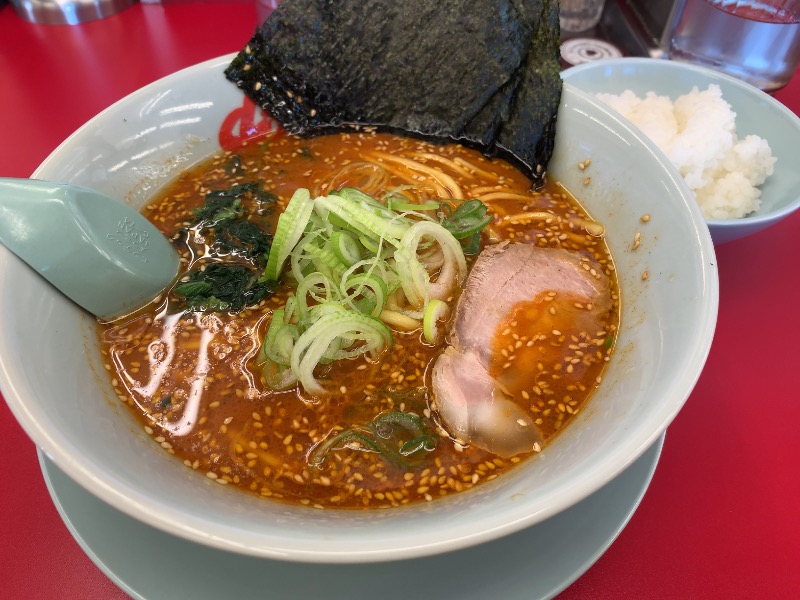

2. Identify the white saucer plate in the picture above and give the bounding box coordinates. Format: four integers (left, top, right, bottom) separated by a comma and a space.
39, 434, 664, 600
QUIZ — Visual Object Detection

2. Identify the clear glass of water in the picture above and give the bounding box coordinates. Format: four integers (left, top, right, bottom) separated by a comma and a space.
668, 0, 800, 91
560, 0, 608, 32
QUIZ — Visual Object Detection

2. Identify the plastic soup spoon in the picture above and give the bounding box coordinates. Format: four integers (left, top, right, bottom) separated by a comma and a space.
0, 178, 180, 321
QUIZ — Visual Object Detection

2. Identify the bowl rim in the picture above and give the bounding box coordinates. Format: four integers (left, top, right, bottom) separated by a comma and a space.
562, 56, 800, 227
0, 54, 719, 563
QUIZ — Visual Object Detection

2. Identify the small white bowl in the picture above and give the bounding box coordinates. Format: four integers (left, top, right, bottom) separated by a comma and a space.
563, 57, 800, 245
0, 56, 718, 563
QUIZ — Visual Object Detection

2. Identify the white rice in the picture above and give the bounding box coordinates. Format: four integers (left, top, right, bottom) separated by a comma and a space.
596, 84, 776, 220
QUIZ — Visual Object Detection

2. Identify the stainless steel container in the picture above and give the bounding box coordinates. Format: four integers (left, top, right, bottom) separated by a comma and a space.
12, 0, 135, 25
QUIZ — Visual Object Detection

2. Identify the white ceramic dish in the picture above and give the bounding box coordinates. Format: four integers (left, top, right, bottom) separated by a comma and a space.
0, 55, 718, 563
40, 435, 665, 599
562, 57, 800, 245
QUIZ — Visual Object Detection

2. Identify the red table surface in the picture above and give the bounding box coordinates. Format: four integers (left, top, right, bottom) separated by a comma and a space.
1, 3, 799, 598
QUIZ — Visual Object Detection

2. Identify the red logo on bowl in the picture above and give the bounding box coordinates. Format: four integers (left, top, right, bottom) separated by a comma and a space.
219, 97, 283, 150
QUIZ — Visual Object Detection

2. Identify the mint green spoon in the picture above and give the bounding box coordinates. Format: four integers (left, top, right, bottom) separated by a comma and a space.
0, 178, 180, 321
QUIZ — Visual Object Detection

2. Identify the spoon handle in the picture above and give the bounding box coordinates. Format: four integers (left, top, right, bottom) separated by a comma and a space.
0, 178, 180, 320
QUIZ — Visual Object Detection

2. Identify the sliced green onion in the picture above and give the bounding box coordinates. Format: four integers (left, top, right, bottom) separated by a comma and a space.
373, 411, 427, 436
439, 199, 493, 239
263, 188, 315, 282
260, 187, 471, 395
308, 430, 382, 469
291, 308, 392, 395
314, 194, 409, 244
342, 258, 396, 290
462, 231, 482, 255
334, 187, 393, 215
309, 408, 437, 471
340, 273, 389, 317
288, 242, 315, 283
400, 435, 438, 456
395, 221, 466, 307
295, 272, 339, 322
299, 236, 347, 282
262, 357, 297, 390
356, 234, 394, 259
423, 298, 450, 344
393, 246, 430, 309
328, 230, 363, 267
283, 296, 297, 324
330, 211, 354, 230
259, 309, 298, 366
387, 198, 440, 212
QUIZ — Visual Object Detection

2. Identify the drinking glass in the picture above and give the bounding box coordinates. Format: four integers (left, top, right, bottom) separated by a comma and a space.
560, 0, 607, 32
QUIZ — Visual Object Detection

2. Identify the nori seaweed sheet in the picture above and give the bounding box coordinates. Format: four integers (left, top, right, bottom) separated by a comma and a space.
225, 0, 562, 186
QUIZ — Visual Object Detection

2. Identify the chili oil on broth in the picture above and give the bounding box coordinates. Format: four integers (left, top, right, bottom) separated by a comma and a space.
98, 131, 619, 510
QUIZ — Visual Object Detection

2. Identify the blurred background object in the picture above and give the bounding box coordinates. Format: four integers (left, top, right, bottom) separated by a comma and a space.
561, 0, 608, 32
667, 0, 800, 91
560, 1, 800, 92
559, 0, 682, 62
11, 0, 135, 24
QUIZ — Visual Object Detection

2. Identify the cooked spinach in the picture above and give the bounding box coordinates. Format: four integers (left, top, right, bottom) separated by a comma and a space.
204, 182, 277, 212
214, 218, 272, 261
194, 196, 243, 224
309, 387, 438, 471
173, 181, 278, 313
174, 263, 275, 312
298, 146, 314, 160
225, 155, 243, 175
309, 408, 438, 471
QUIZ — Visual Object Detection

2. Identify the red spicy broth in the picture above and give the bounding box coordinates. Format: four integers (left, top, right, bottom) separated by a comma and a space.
97, 131, 619, 509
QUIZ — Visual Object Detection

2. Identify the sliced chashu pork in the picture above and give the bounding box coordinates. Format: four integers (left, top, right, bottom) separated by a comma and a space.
431, 243, 612, 457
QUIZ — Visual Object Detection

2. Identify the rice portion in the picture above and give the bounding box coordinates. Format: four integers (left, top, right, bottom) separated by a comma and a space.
597, 85, 776, 220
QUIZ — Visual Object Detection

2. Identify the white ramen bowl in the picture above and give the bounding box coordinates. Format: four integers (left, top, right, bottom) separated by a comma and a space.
0, 55, 718, 563
562, 57, 800, 245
